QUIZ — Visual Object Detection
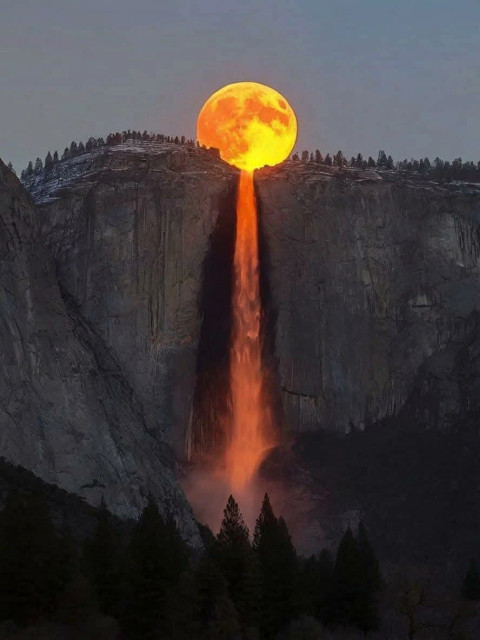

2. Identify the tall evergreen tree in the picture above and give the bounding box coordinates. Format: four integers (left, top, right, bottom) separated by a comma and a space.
121, 495, 188, 639
377, 150, 387, 167
215, 495, 259, 632
253, 494, 297, 637
326, 525, 379, 634
44, 151, 54, 173
34, 157, 43, 174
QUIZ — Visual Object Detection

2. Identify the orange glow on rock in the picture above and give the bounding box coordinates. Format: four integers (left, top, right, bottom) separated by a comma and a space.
197, 81, 297, 171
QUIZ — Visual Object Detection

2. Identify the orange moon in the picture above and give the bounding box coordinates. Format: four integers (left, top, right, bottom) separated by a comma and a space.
197, 81, 297, 172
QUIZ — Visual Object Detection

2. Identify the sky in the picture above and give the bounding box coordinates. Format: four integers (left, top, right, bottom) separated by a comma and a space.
1, 0, 479, 171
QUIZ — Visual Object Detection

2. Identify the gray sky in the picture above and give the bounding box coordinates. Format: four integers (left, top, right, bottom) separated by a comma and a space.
1, 0, 479, 171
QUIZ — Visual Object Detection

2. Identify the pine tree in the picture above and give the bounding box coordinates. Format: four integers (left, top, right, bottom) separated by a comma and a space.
26, 161, 34, 176
70, 141, 78, 156
53, 150, 59, 163
215, 495, 259, 632
326, 527, 363, 627
121, 494, 188, 638
253, 494, 297, 637
462, 559, 480, 600
315, 149, 323, 164
0, 492, 73, 625
377, 150, 387, 167
82, 497, 124, 618
324, 153, 332, 166
44, 151, 54, 173
34, 157, 43, 174
77, 141, 85, 153
326, 526, 379, 634
301, 150, 309, 163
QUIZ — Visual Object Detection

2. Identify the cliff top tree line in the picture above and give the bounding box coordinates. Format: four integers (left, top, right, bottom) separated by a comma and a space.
16, 129, 480, 185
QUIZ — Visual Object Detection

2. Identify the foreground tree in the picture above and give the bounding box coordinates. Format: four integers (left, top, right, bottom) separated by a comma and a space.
121, 494, 188, 639
215, 495, 259, 632
253, 493, 297, 637
326, 524, 379, 634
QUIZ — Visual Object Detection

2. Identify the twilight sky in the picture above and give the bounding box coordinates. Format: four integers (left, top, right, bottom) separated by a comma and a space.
1, 0, 479, 171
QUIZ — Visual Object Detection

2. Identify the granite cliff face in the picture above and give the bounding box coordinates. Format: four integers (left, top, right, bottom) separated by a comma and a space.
24, 143, 480, 448
27, 143, 237, 456
18, 142, 480, 561
0, 159, 200, 545
256, 164, 480, 433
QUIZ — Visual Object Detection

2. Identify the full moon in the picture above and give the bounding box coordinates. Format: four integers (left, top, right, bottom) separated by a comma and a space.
197, 81, 297, 172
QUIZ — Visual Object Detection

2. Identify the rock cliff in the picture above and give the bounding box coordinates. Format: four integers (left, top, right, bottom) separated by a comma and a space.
26, 143, 237, 455
24, 142, 480, 443
256, 163, 480, 433
18, 141, 480, 562
0, 158, 201, 545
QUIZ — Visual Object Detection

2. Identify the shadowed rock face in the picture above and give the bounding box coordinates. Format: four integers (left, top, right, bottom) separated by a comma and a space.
0, 159, 201, 546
